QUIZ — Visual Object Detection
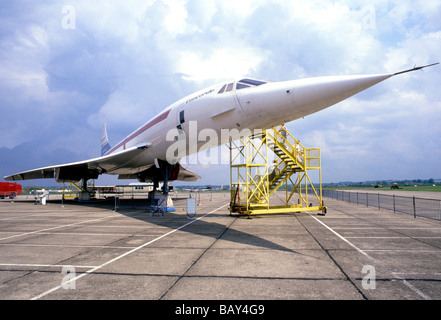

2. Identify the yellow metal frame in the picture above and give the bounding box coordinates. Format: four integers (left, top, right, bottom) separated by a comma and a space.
62, 180, 95, 199
229, 126, 326, 216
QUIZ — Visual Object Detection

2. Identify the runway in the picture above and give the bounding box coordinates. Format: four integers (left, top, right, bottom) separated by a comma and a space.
0, 192, 440, 300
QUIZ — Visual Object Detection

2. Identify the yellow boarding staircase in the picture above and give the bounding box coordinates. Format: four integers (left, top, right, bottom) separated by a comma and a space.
229, 126, 326, 216
62, 179, 95, 200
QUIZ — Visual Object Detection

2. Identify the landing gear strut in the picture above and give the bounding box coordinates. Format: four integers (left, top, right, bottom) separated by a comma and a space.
157, 159, 173, 195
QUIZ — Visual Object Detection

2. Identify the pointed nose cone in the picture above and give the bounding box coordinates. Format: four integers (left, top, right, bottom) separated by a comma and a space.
291, 73, 393, 118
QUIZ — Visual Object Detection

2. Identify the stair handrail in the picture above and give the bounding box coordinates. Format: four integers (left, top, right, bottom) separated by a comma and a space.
266, 126, 306, 170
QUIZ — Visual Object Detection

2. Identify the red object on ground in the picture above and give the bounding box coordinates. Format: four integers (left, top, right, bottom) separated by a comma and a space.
0, 182, 22, 199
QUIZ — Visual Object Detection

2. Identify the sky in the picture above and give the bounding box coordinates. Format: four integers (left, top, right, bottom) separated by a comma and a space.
0, 0, 440, 187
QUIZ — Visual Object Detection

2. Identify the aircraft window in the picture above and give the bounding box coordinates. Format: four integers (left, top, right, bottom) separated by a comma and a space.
239, 79, 267, 86
219, 79, 268, 94
218, 84, 227, 94
236, 83, 251, 90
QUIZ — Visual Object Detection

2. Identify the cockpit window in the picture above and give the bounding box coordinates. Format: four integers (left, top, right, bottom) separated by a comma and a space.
239, 79, 267, 86
218, 84, 227, 94
218, 78, 268, 94
236, 83, 251, 90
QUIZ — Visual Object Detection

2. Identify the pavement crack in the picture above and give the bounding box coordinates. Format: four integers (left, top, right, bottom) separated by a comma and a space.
159, 216, 237, 300
295, 214, 369, 300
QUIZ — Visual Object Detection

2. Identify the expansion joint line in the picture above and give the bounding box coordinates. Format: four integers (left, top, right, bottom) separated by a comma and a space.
159, 208, 236, 300
307, 213, 433, 300
31, 203, 229, 300
294, 214, 369, 300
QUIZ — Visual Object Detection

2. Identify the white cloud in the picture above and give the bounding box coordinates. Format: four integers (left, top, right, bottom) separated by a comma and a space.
178, 47, 268, 81
162, 0, 194, 35
384, 31, 441, 75
0, 25, 49, 100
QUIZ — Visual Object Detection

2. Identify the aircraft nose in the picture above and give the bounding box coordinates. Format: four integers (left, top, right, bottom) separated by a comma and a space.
235, 73, 393, 131
290, 73, 393, 119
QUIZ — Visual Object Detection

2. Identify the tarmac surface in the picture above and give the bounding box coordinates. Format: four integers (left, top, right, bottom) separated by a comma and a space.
0, 192, 440, 300
339, 188, 441, 200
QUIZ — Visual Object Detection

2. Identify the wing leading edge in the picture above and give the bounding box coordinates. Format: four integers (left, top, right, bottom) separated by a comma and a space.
4, 142, 201, 183
4, 143, 152, 182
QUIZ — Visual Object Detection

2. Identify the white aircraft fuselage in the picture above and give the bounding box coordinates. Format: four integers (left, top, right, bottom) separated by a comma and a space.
106, 74, 391, 168
4, 64, 438, 187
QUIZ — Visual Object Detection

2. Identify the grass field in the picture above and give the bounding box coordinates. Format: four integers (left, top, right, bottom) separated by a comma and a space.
323, 185, 441, 192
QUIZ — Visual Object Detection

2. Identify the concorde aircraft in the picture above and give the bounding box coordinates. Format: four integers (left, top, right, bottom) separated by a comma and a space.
5, 63, 438, 199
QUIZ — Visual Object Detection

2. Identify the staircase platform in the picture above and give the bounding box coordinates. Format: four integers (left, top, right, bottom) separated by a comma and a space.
228, 126, 326, 216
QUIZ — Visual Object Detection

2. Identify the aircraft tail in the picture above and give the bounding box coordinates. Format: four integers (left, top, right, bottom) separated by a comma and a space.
101, 124, 111, 156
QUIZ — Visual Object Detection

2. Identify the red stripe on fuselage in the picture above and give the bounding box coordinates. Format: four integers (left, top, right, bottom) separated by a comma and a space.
105, 109, 171, 156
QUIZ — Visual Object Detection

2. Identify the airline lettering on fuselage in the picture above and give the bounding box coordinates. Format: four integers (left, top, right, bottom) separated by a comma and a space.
185, 89, 215, 104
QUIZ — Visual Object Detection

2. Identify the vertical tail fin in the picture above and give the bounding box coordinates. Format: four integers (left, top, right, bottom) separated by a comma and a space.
101, 124, 111, 156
